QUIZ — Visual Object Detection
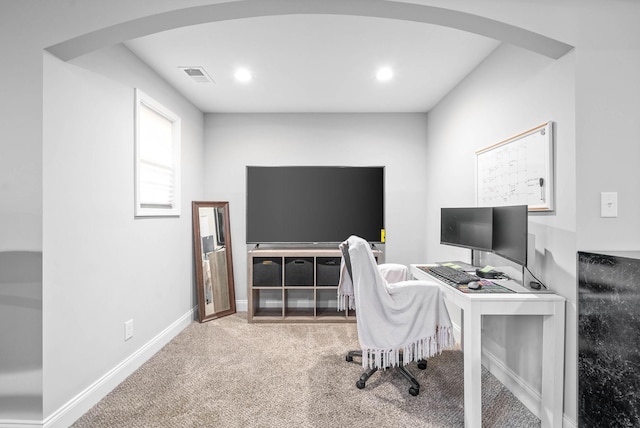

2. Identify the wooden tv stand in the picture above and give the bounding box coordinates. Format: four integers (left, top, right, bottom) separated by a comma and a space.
247, 245, 381, 323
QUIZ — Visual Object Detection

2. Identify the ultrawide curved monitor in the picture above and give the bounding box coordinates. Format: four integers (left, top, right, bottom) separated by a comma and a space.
441, 207, 493, 252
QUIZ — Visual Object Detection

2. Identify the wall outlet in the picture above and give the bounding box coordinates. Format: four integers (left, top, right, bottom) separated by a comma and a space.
124, 319, 134, 341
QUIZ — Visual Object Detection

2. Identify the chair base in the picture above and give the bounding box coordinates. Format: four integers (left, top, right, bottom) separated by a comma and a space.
346, 350, 426, 396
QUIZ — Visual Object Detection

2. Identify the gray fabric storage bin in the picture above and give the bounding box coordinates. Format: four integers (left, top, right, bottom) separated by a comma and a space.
253, 257, 282, 286
285, 257, 314, 286
316, 257, 341, 286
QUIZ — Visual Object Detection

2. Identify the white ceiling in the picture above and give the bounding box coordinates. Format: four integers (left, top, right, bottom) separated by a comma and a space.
125, 14, 501, 113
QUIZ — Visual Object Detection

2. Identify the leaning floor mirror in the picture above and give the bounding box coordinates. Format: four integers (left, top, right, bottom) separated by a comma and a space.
192, 201, 236, 322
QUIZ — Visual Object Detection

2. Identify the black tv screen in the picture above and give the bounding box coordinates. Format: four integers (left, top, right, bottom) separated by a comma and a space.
440, 207, 493, 251
246, 166, 384, 244
492, 205, 528, 266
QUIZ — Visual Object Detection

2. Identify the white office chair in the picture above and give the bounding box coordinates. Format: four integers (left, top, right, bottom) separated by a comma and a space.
339, 235, 453, 396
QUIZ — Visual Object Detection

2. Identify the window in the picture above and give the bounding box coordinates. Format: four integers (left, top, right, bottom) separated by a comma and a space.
134, 89, 181, 217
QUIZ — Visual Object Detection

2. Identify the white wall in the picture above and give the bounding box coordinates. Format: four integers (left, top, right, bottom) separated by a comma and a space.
42, 44, 204, 422
1, 0, 210, 423
0, 3, 44, 253
0, 3, 47, 422
3, 1, 640, 426
202, 113, 430, 302
573, 11, 640, 250
425, 43, 576, 422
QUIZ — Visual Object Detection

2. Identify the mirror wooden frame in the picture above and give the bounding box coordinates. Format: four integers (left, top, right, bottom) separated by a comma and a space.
192, 201, 236, 322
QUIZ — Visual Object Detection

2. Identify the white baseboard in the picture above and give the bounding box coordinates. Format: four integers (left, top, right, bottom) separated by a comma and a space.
481, 348, 540, 416
482, 348, 576, 428
41, 307, 196, 428
1, 303, 247, 428
452, 320, 574, 427
235, 299, 248, 312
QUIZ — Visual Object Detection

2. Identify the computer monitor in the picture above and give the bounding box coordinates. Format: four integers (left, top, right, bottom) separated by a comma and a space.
492, 205, 528, 266
440, 207, 493, 252
441, 205, 528, 267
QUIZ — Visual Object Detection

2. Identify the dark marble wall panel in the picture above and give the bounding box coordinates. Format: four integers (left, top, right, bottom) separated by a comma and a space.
578, 251, 640, 427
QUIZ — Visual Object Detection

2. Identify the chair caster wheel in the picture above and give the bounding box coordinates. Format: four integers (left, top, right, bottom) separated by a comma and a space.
418, 360, 427, 370
409, 387, 419, 396
346, 355, 353, 362
356, 380, 366, 389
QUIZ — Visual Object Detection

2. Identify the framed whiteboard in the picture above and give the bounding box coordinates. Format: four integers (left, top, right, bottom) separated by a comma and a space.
476, 122, 554, 211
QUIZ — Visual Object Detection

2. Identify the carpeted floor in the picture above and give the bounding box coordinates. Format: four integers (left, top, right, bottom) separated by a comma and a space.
72, 313, 539, 427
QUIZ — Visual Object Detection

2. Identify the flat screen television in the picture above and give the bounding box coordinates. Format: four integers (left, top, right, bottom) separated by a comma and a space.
440, 205, 528, 266
246, 166, 384, 244
440, 207, 493, 252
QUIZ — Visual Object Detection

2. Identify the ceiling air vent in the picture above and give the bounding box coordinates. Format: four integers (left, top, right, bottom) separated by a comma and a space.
179, 66, 214, 83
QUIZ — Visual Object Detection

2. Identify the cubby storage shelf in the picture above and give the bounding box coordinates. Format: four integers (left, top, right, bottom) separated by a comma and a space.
247, 246, 379, 323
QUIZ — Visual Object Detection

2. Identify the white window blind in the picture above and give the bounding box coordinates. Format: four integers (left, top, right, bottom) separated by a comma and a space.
135, 89, 181, 217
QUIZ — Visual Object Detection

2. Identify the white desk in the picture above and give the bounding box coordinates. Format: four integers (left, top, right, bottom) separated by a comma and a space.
410, 265, 566, 428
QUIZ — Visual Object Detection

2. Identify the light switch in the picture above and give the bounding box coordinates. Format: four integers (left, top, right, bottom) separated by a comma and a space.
124, 319, 134, 341
601, 192, 618, 217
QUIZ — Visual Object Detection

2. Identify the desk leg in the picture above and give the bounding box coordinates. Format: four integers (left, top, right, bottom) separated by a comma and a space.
540, 301, 566, 428
463, 308, 482, 428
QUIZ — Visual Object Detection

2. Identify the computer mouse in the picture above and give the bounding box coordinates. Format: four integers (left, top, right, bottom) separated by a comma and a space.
467, 281, 481, 290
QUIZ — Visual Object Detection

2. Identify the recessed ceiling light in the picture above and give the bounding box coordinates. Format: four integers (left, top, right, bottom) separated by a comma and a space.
234, 68, 253, 82
376, 67, 394, 82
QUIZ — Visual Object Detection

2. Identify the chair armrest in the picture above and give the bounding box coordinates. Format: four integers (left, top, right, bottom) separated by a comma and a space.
387, 280, 441, 293
378, 263, 409, 283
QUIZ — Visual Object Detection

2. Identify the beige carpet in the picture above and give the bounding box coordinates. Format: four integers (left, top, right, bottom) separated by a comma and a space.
72, 313, 539, 427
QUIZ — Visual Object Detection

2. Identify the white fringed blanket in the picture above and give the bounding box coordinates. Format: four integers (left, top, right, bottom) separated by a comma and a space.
338, 235, 454, 369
